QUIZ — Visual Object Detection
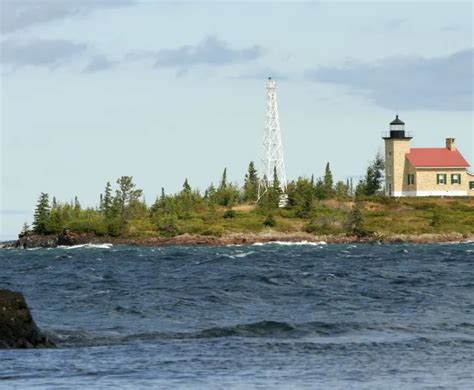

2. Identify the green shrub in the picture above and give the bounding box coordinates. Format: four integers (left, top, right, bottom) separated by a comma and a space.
263, 215, 276, 227
223, 209, 236, 219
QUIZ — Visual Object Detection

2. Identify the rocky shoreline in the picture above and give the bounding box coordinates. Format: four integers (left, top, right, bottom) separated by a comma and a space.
1, 229, 473, 249
0, 289, 55, 349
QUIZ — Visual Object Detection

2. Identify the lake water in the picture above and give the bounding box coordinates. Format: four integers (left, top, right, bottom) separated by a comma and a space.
1, 242, 473, 389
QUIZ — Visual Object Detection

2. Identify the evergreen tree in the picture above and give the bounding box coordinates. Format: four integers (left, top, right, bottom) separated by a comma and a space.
73, 196, 81, 216
102, 182, 113, 218
206, 183, 217, 204
178, 178, 194, 219
115, 176, 143, 212
215, 169, 239, 207
287, 177, 314, 218
355, 180, 368, 198
259, 167, 281, 210
314, 178, 326, 200
272, 166, 281, 192
48, 198, 63, 233
20, 222, 30, 236
220, 168, 227, 189
33, 193, 51, 234
365, 152, 385, 196
243, 161, 259, 202
182, 178, 192, 194
347, 202, 368, 238
335, 181, 349, 199
113, 176, 143, 227
323, 162, 334, 198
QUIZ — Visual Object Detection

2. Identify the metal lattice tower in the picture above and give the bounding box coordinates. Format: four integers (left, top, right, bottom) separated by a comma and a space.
258, 77, 288, 205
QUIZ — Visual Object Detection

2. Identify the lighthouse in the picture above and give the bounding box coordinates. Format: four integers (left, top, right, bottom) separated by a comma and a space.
382, 115, 413, 196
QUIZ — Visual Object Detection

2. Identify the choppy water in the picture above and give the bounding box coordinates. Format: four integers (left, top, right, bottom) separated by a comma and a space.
1, 243, 473, 389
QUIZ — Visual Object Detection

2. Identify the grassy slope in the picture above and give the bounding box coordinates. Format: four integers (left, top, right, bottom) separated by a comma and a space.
127, 197, 474, 238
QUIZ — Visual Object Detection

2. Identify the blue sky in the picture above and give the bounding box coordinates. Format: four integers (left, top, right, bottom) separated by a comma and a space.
1, 0, 473, 239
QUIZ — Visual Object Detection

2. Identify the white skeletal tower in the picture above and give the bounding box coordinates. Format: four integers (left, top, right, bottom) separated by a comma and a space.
258, 77, 288, 206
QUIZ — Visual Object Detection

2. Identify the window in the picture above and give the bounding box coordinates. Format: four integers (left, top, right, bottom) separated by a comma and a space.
470, 181, 474, 190
407, 174, 415, 185
451, 174, 461, 184
437, 174, 447, 185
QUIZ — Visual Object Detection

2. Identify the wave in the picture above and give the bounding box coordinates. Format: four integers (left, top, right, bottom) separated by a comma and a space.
58, 243, 113, 250
253, 241, 327, 246
49, 320, 364, 347
47, 318, 474, 348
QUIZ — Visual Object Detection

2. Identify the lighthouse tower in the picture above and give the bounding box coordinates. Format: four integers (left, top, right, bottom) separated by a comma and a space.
382, 115, 412, 196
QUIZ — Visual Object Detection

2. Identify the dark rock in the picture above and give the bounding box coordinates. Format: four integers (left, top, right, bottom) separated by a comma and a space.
15, 231, 58, 249
57, 229, 85, 246
0, 289, 55, 349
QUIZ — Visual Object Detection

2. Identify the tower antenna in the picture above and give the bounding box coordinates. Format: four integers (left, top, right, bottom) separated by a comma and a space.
258, 77, 288, 207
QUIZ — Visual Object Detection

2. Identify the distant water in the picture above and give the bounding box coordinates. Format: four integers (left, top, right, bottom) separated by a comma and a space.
1, 243, 473, 389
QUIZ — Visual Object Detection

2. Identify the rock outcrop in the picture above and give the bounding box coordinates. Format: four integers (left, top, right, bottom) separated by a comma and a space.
0, 289, 55, 348
15, 231, 58, 249
57, 229, 92, 246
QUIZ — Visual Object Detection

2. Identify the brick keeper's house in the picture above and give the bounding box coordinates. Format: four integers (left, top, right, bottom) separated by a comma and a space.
383, 115, 474, 197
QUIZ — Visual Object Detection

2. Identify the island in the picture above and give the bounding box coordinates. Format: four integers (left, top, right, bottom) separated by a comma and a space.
6, 159, 474, 248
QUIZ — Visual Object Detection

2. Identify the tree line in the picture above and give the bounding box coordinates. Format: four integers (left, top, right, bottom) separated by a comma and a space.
30, 154, 384, 237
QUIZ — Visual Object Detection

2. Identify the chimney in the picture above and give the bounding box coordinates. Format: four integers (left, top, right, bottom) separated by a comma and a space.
446, 138, 456, 151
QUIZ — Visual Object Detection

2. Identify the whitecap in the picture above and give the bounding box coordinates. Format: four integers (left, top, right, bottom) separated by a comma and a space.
252, 241, 327, 246
59, 243, 113, 250
234, 251, 256, 258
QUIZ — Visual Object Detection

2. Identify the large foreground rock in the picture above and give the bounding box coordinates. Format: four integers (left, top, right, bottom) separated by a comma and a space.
0, 289, 55, 348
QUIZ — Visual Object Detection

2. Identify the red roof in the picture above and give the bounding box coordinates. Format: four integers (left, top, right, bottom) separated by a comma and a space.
406, 148, 470, 168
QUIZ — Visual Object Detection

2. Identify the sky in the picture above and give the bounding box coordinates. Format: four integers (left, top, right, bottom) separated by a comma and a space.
1, 0, 473, 239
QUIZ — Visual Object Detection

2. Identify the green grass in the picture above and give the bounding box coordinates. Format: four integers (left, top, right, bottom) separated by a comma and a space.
66, 197, 474, 238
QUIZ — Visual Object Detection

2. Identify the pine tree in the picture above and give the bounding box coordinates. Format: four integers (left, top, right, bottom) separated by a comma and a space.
365, 152, 385, 196
323, 162, 334, 198
314, 178, 325, 200
287, 177, 313, 218
347, 202, 368, 238
355, 180, 368, 198
116, 176, 143, 209
259, 167, 282, 210
206, 183, 217, 204
33, 193, 51, 234
182, 178, 192, 194
272, 167, 281, 192
102, 182, 113, 218
220, 168, 227, 189
114, 176, 143, 225
335, 181, 349, 199
20, 222, 30, 236
243, 161, 259, 202
74, 196, 81, 214
47, 196, 64, 234
215, 169, 239, 207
